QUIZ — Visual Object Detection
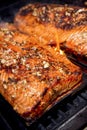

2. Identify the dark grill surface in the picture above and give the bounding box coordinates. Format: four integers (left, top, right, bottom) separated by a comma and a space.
0, 0, 87, 7
0, 1, 87, 130
0, 0, 87, 24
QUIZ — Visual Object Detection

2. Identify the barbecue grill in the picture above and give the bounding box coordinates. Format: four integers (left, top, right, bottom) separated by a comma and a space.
0, 0, 87, 130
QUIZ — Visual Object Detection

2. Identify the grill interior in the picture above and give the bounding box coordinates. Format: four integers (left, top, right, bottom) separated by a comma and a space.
0, 0, 87, 23
0, 0, 87, 130
0, 0, 87, 7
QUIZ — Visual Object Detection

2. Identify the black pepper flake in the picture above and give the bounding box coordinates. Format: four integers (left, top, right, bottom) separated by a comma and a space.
40, 87, 48, 97
38, 13, 50, 23
31, 100, 41, 110
8, 78, 18, 83
20, 8, 33, 16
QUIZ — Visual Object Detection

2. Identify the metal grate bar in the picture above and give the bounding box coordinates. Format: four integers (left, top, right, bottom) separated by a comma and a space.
32, 87, 87, 130
0, 113, 12, 130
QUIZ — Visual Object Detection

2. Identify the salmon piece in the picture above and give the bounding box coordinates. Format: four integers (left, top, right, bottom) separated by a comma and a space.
14, 4, 87, 48
14, 4, 87, 31
0, 23, 82, 124
60, 27, 87, 67
14, 3, 87, 66
0, 22, 29, 45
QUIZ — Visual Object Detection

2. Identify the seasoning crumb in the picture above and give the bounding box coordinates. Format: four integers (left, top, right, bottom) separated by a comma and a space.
43, 61, 50, 68
3, 84, 8, 89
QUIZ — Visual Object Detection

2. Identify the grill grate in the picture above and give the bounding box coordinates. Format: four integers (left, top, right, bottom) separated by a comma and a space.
29, 88, 87, 130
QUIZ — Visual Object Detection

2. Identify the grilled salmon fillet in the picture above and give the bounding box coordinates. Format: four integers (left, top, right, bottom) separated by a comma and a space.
14, 3, 87, 66
0, 24, 82, 124
15, 4, 87, 32
60, 28, 87, 67
0, 22, 29, 44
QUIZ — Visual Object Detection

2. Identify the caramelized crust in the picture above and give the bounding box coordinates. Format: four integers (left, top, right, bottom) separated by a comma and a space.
14, 3, 87, 66
0, 22, 29, 44
60, 28, 87, 67
0, 24, 82, 123
15, 4, 87, 30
